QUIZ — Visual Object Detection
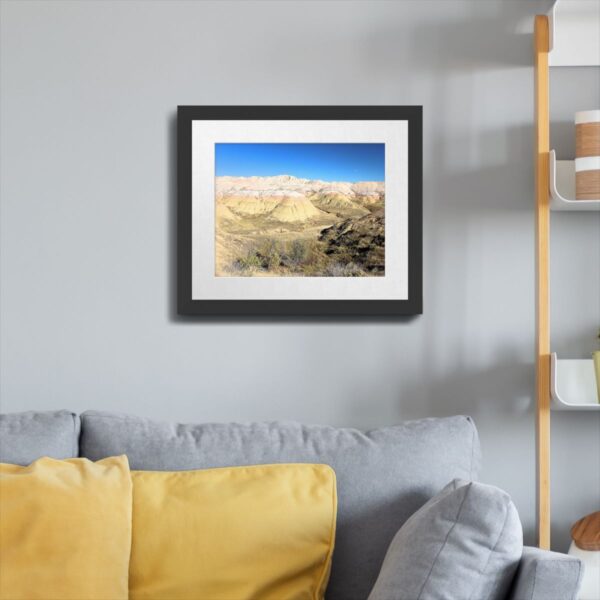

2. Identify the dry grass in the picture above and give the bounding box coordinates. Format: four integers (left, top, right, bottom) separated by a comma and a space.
227, 238, 371, 277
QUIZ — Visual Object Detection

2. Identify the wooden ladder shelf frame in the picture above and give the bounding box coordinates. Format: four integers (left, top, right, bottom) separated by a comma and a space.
535, 0, 600, 550
534, 14, 551, 550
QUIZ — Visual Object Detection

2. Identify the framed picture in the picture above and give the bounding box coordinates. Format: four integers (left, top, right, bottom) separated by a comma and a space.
178, 106, 422, 317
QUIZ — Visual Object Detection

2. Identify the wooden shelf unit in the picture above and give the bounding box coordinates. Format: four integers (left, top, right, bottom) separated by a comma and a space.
534, 0, 600, 550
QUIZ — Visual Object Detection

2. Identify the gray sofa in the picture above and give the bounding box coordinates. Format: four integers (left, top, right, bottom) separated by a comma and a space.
0, 410, 583, 600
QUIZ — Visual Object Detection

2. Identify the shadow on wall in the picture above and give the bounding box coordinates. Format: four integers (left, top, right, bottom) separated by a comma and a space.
362, 0, 542, 73
398, 351, 533, 421
369, 1, 540, 422
167, 112, 178, 322
329, 347, 533, 433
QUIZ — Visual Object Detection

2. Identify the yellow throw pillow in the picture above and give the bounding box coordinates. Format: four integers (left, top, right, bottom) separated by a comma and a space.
0, 456, 132, 600
130, 463, 337, 600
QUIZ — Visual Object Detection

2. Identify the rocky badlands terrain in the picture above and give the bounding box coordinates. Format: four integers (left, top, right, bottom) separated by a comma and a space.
215, 175, 384, 277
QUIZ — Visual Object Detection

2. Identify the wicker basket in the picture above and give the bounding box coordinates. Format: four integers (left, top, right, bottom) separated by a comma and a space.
576, 110, 600, 200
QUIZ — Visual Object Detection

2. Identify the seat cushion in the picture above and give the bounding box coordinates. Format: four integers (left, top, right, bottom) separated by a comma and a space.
368, 479, 523, 600
0, 410, 80, 465
0, 455, 132, 600
129, 464, 337, 600
80, 411, 481, 600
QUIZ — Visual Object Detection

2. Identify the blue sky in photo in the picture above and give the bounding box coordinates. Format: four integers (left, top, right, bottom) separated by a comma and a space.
215, 143, 385, 182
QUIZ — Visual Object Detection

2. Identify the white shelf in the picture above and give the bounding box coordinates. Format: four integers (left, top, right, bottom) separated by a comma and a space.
549, 151, 600, 211
548, 0, 600, 66
551, 353, 600, 411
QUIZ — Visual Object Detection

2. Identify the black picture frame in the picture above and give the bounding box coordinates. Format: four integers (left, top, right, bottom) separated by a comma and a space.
177, 106, 422, 317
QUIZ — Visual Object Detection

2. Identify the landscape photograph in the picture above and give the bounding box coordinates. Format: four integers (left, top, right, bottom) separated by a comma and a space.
214, 143, 385, 277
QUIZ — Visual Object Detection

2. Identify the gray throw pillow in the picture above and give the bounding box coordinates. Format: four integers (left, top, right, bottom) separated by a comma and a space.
0, 410, 80, 465
368, 479, 523, 600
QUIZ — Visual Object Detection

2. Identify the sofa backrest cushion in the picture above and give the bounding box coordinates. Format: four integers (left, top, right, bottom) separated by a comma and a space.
0, 410, 80, 465
80, 411, 481, 600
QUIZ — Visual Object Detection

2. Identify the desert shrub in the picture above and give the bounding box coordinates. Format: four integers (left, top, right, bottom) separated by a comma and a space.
224, 261, 244, 275
264, 250, 280, 270
258, 239, 277, 256
323, 262, 346, 277
257, 239, 282, 270
280, 239, 332, 275
301, 263, 322, 276
234, 238, 369, 277
329, 250, 354, 265
323, 262, 366, 277
235, 252, 263, 271
286, 239, 308, 266
233, 240, 285, 273
342, 263, 367, 277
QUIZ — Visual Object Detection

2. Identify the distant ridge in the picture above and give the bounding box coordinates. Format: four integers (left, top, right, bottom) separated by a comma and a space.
216, 175, 384, 223
216, 174, 384, 196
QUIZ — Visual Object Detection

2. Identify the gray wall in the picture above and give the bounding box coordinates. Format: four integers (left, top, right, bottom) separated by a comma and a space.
1, 0, 598, 551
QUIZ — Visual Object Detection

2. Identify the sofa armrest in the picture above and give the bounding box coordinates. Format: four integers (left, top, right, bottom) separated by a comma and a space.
507, 546, 583, 600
